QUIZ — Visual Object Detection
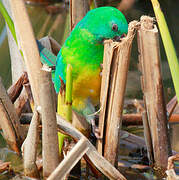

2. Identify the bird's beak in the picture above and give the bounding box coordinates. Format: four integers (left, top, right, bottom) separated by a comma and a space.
113, 36, 121, 42
113, 34, 126, 42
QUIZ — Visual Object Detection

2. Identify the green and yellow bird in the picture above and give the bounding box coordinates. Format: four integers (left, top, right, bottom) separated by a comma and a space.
39, 7, 128, 135
54, 6, 128, 134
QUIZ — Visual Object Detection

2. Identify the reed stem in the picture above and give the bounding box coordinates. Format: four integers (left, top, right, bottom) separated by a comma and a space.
151, 0, 179, 102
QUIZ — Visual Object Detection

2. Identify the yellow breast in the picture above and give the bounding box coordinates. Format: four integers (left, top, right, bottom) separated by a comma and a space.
72, 68, 101, 111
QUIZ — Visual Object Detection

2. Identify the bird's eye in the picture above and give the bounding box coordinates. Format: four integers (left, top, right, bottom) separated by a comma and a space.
112, 24, 118, 32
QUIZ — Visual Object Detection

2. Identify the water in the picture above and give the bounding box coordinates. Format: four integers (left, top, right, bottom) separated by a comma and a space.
0, 0, 179, 179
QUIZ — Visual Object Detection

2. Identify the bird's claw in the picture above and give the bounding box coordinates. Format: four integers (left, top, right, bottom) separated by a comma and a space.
92, 125, 102, 139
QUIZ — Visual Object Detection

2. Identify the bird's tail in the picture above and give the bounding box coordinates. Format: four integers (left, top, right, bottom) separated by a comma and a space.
36, 40, 57, 83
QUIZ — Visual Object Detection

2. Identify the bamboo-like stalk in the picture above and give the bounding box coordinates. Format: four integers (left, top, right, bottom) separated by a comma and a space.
98, 21, 138, 166
22, 108, 40, 179
70, 0, 89, 30
2, 0, 25, 83
40, 66, 59, 178
9, 0, 42, 105
137, 16, 171, 172
97, 40, 114, 155
14, 87, 31, 117
56, 114, 127, 180
142, 111, 154, 164
123, 114, 179, 125
0, 78, 24, 153
166, 96, 177, 119
47, 138, 89, 180
150, 0, 179, 102
7, 72, 28, 103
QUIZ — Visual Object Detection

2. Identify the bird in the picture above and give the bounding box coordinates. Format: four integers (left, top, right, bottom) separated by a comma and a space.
39, 6, 128, 137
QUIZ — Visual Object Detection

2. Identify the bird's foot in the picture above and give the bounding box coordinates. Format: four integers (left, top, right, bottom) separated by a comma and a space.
91, 119, 101, 139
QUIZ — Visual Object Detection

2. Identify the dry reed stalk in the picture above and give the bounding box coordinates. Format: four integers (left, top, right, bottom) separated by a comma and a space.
97, 21, 138, 166
142, 111, 154, 164
137, 16, 171, 170
70, 0, 89, 30
22, 108, 40, 179
123, 114, 179, 125
2, 0, 25, 83
40, 66, 59, 178
9, 0, 42, 106
0, 78, 24, 153
37, 14, 52, 39
14, 88, 31, 117
122, 114, 143, 125
7, 72, 28, 103
97, 39, 114, 155
56, 114, 127, 180
166, 154, 179, 180
47, 138, 89, 180
72, 111, 90, 138
166, 95, 177, 119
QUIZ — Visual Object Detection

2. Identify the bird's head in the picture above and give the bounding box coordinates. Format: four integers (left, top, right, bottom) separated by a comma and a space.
76, 7, 128, 43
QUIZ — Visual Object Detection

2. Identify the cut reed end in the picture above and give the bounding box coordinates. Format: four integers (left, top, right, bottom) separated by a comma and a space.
140, 16, 154, 30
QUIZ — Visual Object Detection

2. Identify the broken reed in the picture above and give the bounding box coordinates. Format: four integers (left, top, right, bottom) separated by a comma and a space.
0, 78, 24, 153
40, 66, 59, 178
97, 21, 138, 166
8, 0, 60, 178
23, 108, 40, 178
55, 115, 127, 180
137, 16, 171, 172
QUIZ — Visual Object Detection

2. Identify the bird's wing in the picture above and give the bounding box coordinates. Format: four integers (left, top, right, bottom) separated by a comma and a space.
54, 52, 66, 93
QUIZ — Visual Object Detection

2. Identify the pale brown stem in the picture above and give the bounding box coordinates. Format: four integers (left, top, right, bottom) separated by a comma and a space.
48, 138, 89, 180
142, 111, 154, 164
14, 87, 31, 117
70, 0, 89, 30
40, 66, 59, 178
137, 16, 172, 170
2, 0, 25, 83
9, 0, 42, 106
99, 21, 138, 166
7, 72, 28, 103
0, 78, 24, 153
23, 109, 40, 179
56, 114, 127, 180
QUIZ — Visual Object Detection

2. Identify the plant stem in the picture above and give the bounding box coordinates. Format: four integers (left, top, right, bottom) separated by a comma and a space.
151, 0, 179, 102
65, 64, 73, 123
0, 1, 17, 43
57, 64, 73, 154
